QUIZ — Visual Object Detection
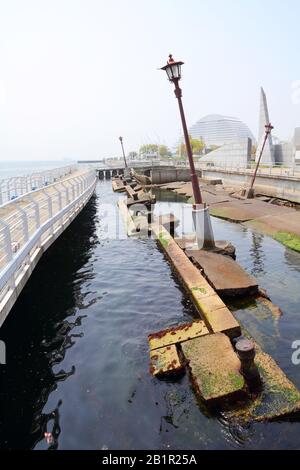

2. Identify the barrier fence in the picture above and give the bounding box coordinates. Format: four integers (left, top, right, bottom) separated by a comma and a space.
0, 169, 96, 326
0, 164, 77, 206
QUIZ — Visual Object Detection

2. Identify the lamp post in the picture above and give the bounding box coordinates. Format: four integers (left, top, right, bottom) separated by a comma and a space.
160, 54, 215, 249
248, 123, 274, 197
119, 136, 128, 167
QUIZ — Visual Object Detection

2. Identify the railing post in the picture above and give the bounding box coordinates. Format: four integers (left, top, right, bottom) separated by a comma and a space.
42, 189, 53, 218
27, 195, 41, 229
0, 219, 13, 263
6, 180, 11, 201
53, 186, 62, 210
12, 203, 29, 242
61, 182, 70, 204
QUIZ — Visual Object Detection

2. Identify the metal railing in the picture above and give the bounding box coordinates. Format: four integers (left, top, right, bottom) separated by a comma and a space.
0, 164, 77, 206
0, 169, 96, 326
196, 161, 300, 178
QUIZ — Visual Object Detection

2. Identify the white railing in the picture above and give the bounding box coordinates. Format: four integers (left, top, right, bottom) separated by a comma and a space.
0, 164, 77, 206
0, 169, 96, 326
196, 161, 300, 178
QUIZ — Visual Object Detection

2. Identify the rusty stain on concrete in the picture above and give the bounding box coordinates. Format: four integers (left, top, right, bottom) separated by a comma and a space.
148, 320, 209, 350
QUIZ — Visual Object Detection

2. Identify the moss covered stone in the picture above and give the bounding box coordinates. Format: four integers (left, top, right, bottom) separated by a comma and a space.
274, 231, 300, 253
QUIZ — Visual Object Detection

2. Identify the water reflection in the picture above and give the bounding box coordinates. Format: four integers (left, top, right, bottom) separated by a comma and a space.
0, 195, 98, 449
249, 232, 266, 276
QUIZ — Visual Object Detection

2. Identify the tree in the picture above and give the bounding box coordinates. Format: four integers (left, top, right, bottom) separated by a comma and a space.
139, 144, 159, 156
177, 137, 205, 157
158, 145, 170, 157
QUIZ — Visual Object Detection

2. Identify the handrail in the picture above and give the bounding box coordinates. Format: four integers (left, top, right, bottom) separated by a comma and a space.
0, 164, 77, 206
0, 174, 95, 291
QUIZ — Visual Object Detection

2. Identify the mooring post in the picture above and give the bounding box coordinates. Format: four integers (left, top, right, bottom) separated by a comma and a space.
235, 338, 261, 392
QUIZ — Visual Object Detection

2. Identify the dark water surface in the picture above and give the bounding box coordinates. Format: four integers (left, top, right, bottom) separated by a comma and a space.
0, 181, 300, 449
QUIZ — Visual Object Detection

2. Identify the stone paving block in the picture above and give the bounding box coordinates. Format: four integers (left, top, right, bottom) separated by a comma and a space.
148, 320, 209, 351
187, 249, 258, 297
153, 224, 241, 338
149, 344, 183, 376
181, 333, 244, 402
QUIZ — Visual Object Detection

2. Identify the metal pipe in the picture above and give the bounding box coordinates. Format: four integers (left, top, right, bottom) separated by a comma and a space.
119, 136, 128, 168
173, 78, 202, 206
249, 123, 274, 192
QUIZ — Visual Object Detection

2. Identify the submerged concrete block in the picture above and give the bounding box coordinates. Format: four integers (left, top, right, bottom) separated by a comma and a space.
181, 333, 245, 402
153, 224, 241, 338
149, 344, 183, 376
148, 320, 209, 351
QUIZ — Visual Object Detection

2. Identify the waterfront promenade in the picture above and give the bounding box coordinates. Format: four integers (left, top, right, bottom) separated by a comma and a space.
0, 167, 96, 326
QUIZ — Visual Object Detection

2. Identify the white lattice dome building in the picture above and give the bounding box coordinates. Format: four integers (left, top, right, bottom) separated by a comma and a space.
188, 114, 255, 147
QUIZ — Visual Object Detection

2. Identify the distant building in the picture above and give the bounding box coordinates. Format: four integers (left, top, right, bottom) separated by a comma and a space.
257, 88, 298, 166
188, 114, 255, 147
256, 87, 274, 164
199, 138, 252, 168
295, 128, 300, 161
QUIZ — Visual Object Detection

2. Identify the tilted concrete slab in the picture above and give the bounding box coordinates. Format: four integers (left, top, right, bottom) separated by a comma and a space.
209, 199, 295, 222
126, 193, 156, 208
112, 178, 126, 193
159, 182, 186, 190
148, 320, 209, 351
186, 249, 258, 297
244, 213, 300, 253
149, 344, 183, 376
181, 333, 244, 402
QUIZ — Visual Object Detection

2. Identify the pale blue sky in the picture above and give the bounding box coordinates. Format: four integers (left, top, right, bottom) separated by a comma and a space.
0, 0, 299, 160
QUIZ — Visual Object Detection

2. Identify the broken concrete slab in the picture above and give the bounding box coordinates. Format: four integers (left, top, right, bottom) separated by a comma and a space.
209, 199, 295, 223
181, 333, 245, 402
112, 179, 126, 193
126, 193, 156, 208
186, 249, 258, 297
159, 181, 186, 190
244, 213, 300, 253
153, 224, 241, 338
149, 344, 183, 376
175, 236, 236, 259
148, 320, 209, 351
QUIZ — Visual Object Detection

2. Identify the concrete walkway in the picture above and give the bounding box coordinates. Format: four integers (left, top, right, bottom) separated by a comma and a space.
159, 180, 300, 252
0, 168, 92, 272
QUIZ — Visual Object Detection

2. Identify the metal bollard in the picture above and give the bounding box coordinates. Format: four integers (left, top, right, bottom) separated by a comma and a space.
235, 338, 262, 393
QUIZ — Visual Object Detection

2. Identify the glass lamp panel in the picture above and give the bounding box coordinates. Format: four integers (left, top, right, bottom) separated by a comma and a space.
171, 64, 180, 79
177, 64, 182, 78
166, 66, 173, 81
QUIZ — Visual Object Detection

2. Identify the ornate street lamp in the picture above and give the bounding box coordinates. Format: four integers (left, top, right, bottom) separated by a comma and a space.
160, 54, 215, 249
119, 136, 130, 177
119, 136, 128, 168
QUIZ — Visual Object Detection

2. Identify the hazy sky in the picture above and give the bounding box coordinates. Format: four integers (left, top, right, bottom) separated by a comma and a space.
0, 0, 299, 161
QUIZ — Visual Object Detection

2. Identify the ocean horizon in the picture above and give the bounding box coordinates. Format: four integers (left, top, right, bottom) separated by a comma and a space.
0, 160, 76, 179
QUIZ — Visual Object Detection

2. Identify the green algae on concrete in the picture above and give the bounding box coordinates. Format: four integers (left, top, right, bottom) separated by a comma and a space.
153, 224, 241, 338
274, 231, 300, 253
181, 333, 245, 402
158, 231, 170, 249
226, 343, 300, 422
